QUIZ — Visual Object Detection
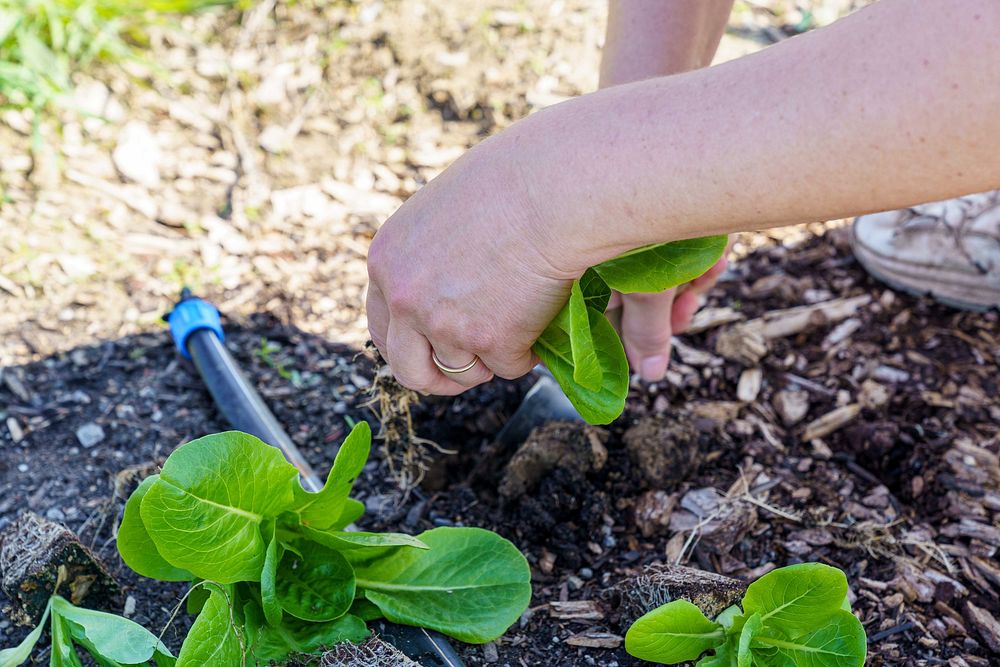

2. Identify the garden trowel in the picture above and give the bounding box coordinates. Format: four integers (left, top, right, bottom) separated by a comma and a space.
494, 308, 624, 444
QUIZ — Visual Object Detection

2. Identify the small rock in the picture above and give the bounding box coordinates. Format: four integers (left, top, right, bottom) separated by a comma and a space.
112, 121, 161, 188
773, 390, 810, 425
482, 642, 499, 663
44, 508, 65, 522
858, 379, 891, 410
123, 595, 136, 618
75, 422, 105, 449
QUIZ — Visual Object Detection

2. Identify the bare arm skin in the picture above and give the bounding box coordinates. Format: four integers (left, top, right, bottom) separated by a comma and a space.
601, 0, 733, 85
366, 0, 1000, 395
600, 0, 734, 381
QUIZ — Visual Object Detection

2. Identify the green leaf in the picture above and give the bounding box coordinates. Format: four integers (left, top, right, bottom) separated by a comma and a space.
261, 523, 282, 626
49, 613, 82, 667
276, 541, 355, 622
329, 498, 365, 531
293, 422, 371, 530
624, 599, 725, 664
249, 614, 369, 664
176, 586, 242, 667
696, 641, 737, 667
52, 596, 175, 666
742, 563, 849, 636
579, 267, 612, 312
567, 281, 602, 390
754, 610, 867, 667
349, 527, 531, 644
0, 598, 49, 667
349, 598, 384, 622
300, 526, 429, 551
737, 613, 761, 667
716, 605, 743, 632
533, 304, 628, 424
140, 431, 299, 583
117, 476, 192, 582
185, 582, 209, 616
592, 236, 728, 294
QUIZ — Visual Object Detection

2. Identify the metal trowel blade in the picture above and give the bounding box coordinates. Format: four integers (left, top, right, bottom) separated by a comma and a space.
495, 366, 583, 446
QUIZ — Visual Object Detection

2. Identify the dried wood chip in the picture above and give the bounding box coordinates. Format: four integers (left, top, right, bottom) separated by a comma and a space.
549, 600, 603, 621
634, 490, 677, 538
964, 602, 1000, 653
802, 404, 861, 441
715, 323, 768, 365
563, 631, 623, 649
755, 295, 871, 340
687, 306, 744, 333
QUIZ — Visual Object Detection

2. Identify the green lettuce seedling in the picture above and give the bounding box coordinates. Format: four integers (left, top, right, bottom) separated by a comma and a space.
624, 563, 867, 666
533, 236, 727, 424
0, 593, 175, 667
116, 422, 531, 666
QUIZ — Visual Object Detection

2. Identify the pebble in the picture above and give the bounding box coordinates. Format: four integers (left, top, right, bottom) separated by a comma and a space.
482, 642, 499, 663
76, 422, 105, 448
112, 121, 162, 188
17, 463, 28, 472
45, 507, 66, 522
578, 567, 593, 579
123, 595, 137, 618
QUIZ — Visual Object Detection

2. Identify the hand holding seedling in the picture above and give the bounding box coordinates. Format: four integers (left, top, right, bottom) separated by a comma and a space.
367, 0, 1000, 416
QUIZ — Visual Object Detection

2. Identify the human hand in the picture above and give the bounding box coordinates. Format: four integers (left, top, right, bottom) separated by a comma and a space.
365, 135, 583, 395
607, 251, 728, 382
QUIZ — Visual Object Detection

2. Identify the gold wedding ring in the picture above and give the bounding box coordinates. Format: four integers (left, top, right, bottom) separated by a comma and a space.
432, 351, 479, 374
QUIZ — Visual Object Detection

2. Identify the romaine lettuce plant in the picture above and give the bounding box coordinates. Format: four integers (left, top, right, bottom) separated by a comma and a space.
533, 236, 727, 424
0, 593, 175, 667
116, 422, 532, 666
624, 563, 867, 666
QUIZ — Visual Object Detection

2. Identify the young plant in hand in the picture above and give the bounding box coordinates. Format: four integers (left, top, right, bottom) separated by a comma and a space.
534, 235, 727, 424
625, 563, 867, 666
116, 422, 531, 666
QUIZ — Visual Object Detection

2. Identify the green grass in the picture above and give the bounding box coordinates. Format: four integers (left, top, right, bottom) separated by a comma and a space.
0, 0, 240, 117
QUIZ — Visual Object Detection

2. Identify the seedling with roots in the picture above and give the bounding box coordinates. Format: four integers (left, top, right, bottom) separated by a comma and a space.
625, 563, 867, 666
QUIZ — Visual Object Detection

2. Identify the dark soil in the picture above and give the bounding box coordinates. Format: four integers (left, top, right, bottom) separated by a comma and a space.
2, 229, 998, 666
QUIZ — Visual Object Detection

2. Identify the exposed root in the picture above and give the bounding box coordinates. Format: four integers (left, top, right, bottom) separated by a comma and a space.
365, 359, 450, 493
320, 635, 419, 666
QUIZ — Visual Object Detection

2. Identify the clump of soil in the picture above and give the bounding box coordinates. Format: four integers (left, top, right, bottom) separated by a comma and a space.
1, 512, 119, 625
610, 564, 747, 628
499, 421, 608, 498
622, 412, 712, 488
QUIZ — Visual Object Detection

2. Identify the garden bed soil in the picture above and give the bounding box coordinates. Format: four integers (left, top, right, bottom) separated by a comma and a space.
2, 228, 998, 666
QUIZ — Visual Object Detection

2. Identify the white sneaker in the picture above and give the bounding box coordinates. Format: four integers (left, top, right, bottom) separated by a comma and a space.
851, 191, 1000, 310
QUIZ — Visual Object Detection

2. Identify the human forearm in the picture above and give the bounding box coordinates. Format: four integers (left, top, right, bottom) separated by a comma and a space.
510, 0, 1000, 272
601, 0, 733, 86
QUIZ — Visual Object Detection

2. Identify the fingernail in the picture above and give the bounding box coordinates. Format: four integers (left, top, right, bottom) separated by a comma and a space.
640, 355, 668, 383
